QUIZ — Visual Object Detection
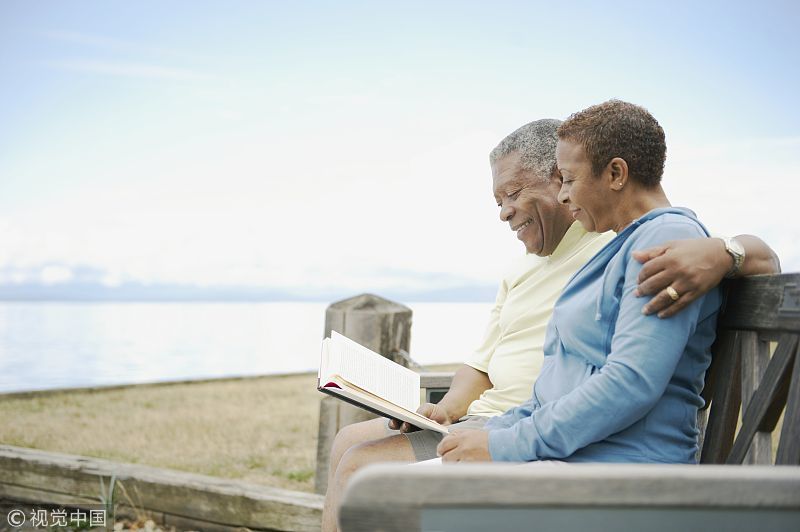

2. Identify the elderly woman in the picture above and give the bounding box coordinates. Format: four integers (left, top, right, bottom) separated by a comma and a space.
439, 100, 722, 463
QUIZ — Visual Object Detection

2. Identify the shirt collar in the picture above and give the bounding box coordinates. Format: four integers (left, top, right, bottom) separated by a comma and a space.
547, 221, 589, 262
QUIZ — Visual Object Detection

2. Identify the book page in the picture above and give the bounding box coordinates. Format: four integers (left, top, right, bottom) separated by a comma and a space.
411, 458, 443, 466
320, 375, 448, 434
318, 338, 330, 384
323, 331, 420, 412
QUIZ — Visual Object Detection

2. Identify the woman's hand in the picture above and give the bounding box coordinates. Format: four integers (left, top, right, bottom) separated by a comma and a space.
437, 429, 492, 462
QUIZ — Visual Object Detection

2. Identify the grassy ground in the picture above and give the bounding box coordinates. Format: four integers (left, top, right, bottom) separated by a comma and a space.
0, 364, 460, 493
0, 374, 323, 492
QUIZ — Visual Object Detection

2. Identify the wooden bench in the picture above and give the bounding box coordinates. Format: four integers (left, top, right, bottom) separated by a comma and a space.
340, 273, 800, 531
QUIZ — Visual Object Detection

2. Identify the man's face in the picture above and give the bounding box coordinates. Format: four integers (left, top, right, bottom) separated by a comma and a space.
491, 151, 574, 256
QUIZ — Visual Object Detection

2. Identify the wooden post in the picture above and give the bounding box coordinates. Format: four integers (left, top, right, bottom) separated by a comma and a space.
314, 294, 413, 495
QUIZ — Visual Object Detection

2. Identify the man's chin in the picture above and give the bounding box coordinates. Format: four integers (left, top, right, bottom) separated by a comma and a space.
524, 240, 545, 256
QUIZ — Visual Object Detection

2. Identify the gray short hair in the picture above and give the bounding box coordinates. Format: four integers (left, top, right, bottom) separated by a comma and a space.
489, 118, 562, 180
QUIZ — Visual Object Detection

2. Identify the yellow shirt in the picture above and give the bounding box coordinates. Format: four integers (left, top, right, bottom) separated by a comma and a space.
466, 222, 615, 417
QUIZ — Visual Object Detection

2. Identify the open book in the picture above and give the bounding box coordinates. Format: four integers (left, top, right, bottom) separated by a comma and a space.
318, 332, 449, 434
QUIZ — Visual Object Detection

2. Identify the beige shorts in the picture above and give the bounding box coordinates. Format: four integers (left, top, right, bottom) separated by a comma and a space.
404, 415, 489, 461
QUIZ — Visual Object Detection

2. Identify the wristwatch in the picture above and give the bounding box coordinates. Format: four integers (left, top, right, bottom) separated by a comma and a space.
720, 236, 745, 278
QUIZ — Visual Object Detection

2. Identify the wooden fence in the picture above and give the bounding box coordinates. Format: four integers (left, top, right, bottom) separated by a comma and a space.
0, 445, 322, 531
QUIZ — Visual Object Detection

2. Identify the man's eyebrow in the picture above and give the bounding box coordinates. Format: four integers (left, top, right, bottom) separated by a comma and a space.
504, 176, 528, 189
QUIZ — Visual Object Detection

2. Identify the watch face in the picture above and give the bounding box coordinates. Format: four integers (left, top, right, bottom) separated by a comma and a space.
730, 238, 745, 256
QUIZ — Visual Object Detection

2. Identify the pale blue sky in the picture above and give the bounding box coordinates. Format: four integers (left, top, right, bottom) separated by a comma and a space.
1, 1, 798, 297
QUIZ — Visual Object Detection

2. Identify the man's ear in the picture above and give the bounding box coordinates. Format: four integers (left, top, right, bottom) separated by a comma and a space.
607, 157, 629, 191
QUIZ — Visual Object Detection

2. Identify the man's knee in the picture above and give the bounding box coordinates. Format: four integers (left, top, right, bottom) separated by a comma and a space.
335, 441, 382, 482
336, 434, 416, 481
329, 418, 391, 472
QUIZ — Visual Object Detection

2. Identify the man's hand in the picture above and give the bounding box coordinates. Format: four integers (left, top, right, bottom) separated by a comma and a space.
388, 402, 453, 433
632, 238, 730, 318
436, 429, 492, 462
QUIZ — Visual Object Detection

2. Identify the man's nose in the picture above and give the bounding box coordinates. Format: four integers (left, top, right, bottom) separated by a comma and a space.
499, 203, 514, 222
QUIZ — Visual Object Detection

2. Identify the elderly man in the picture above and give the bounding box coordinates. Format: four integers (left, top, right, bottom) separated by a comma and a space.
321, 119, 779, 531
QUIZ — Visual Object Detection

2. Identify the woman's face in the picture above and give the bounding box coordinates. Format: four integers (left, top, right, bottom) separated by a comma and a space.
555, 140, 615, 233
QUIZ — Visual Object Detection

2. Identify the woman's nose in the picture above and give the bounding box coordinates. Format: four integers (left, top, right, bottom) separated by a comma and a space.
557, 184, 569, 205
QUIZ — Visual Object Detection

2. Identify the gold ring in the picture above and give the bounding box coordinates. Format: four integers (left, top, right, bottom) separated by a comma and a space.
666, 286, 680, 301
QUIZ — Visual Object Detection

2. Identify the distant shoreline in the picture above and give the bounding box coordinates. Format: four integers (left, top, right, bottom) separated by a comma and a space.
1, 364, 463, 398
0, 285, 497, 303
0, 370, 318, 399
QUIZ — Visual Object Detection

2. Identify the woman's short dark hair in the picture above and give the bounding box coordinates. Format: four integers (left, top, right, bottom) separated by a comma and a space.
557, 100, 666, 187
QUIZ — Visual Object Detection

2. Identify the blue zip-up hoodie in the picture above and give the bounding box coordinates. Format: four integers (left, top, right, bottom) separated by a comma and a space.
486, 208, 721, 463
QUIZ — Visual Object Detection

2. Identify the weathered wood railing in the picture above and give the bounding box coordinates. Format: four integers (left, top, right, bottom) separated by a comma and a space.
0, 445, 323, 531
701, 273, 800, 464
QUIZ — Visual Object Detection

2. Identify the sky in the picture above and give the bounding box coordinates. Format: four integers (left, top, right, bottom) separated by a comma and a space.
0, 0, 798, 300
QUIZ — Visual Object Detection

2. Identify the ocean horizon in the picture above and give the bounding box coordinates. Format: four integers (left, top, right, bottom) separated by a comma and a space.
0, 301, 493, 394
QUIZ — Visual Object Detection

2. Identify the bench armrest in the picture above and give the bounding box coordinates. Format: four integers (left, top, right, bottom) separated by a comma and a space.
340, 463, 800, 532
419, 371, 454, 404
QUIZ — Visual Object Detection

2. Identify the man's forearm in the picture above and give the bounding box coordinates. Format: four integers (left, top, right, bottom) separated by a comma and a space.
436, 364, 492, 423
633, 233, 781, 318
734, 234, 781, 276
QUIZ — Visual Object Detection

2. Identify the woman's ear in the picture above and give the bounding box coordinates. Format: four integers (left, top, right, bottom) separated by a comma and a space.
608, 157, 629, 191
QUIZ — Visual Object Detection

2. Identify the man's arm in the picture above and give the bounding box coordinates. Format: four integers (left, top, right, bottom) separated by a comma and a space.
430, 364, 493, 423
389, 364, 492, 432
633, 235, 781, 318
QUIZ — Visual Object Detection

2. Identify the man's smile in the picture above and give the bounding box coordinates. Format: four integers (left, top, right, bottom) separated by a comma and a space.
512, 218, 533, 236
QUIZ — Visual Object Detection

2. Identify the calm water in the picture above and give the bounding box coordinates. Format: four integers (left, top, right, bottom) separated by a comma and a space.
0, 302, 492, 393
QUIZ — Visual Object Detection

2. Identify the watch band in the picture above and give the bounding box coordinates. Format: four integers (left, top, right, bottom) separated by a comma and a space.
721, 236, 745, 278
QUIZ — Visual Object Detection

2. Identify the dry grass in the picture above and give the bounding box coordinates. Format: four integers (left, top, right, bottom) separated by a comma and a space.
0, 364, 461, 493
0, 373, 322, 492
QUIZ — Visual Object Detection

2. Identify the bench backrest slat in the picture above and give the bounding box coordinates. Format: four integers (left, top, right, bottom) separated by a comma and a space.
717, 276, 800, 333
701, 330, 741, 463
739, 330, 773, 463
775, 340, 800, 464
701, 273, 800, 465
